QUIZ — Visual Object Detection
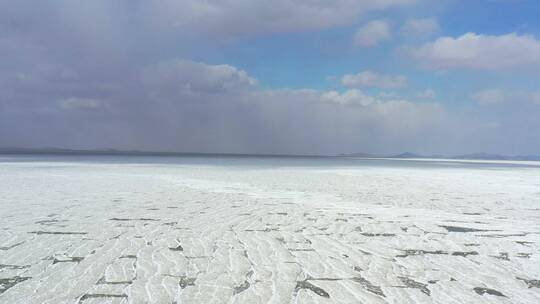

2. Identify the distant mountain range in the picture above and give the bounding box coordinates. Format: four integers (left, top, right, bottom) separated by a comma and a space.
342, 152, 540, 161
1, 147, 540, 161
0, 147, 321, 158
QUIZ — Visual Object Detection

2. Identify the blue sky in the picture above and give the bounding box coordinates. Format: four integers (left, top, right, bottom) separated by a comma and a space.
171, 0, 540, 118
1, 0, 539, 155
202, 0, 540, 93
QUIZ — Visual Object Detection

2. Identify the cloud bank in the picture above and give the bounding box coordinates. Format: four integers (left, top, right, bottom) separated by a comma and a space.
412, 32, 540, 70
0, 58, 454, 154
353, 20, 392, 47
402, 18, 440, 37
342, 71, 408, 89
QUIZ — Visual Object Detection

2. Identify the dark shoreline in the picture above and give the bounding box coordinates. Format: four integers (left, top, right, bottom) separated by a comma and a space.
1, 148, 539, 162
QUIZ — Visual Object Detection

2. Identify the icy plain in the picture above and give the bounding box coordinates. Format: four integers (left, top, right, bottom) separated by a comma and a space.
0, 156, 539, 303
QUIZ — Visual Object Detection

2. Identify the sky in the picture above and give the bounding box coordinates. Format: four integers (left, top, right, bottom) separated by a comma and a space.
1, 0, 539, 155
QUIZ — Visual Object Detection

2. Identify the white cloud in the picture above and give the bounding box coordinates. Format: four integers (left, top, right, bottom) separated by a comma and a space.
417, 89, 437, 99
472, 89, 540, 106
145, 0, 415, 36
378, 91, 399, 99
402, 18, 440, 37
142, 59, 257, 94
341, 71, 407, 88
471, 89, 507, 106
412, 32, 540, 70
59, 98, 105, 110
353, 20, 391, 48
533, 93, 540, 105
321, 89, 377, 106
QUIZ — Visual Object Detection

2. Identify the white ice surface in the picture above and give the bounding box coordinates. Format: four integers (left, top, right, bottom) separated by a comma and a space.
0, 159, 539, 303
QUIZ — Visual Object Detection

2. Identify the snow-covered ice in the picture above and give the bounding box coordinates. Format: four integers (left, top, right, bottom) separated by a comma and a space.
0, 156, 539, 303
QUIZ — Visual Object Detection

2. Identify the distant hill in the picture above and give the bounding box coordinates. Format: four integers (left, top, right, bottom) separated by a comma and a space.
1, 147, 539, 161
0, 147, 325, 158
338, 152, 377, 158
343, 151, 540, 161
0, 147, 145, 156
452, 153, 540, 161
390, 152, 423, 159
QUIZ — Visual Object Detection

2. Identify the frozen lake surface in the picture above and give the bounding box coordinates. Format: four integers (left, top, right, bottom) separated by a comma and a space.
1, 155, 539, 303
